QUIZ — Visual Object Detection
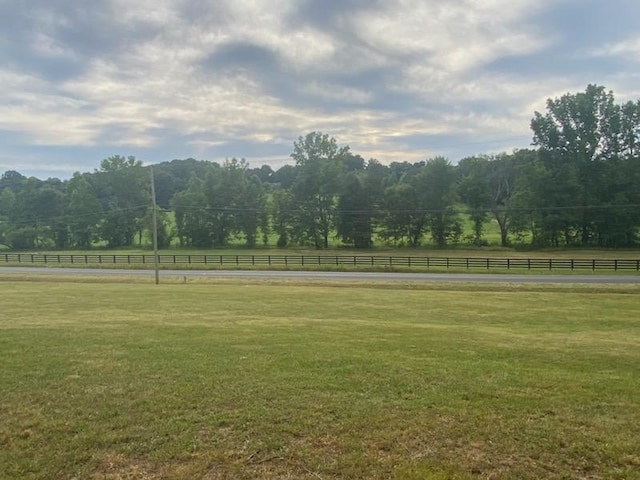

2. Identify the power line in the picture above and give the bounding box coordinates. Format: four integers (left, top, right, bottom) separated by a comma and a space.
0, 204, 149, 227
167, 203, 640, 215
3, 202, 639, 229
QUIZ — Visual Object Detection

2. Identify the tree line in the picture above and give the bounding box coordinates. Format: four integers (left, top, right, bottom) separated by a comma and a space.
1, 85, 639, 250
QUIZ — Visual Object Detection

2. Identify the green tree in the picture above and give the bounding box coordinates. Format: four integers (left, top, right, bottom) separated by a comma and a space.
380, 182, 424, 247
336, 172, 372, 248
40, 186, 67, 248
170, 159, 266, 247
66, 173, 103, 248
0, 188, 16, 247
530, 85, 632, 246
140, 206, 174, 248
171, 173, 210, 247
336, 158, 389, 248
202, 163, 235, 247
458, 151, 532, 247
238, 175, 267, 248
522, 160, 582, 246
457, 157, 492, 245
271, 164, 298, 189
225, 159, 266, 247
0, 170, 26, 193
7, 177, 66, 248
271, 188, 294, 247
412, 157, 461, 247
594, 99, 640, 246
94, 156, 148, 248
290, 132, 348, 248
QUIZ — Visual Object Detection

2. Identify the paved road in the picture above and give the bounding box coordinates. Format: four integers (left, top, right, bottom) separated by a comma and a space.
1, 266, 638, 284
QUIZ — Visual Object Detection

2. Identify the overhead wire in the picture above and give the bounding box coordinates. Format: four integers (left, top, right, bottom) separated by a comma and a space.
2, 202, 639, 229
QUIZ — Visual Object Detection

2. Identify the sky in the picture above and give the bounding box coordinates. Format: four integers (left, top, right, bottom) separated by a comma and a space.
1, 0, 639, 179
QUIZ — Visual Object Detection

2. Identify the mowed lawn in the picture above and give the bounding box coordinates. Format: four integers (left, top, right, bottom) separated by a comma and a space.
1, 279, 639, 479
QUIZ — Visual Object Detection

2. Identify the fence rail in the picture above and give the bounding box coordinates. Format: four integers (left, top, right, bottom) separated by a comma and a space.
1, 253, 639, 271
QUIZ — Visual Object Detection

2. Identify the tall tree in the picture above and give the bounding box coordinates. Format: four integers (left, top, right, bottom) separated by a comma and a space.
6, 177, 66, 248
94, 156, 148, 247
271, 164, 298, 189
170, 159, 266, 247
290, 132, 348, 248
202, 162, 236, 247
171, 173, 210, 247
271, 188, 294, 247
0, 170, 26, 193
458, 151, 532, 247
336, 159, 389, 248
457, 157, 492, 245
336, 172, 373, 248
410, 157, 460, 247
530, 85, 626, 245
226, 159, 266, 247
66, 173, 103, 248
380, 182, 424, 247
0, 188, 16, 247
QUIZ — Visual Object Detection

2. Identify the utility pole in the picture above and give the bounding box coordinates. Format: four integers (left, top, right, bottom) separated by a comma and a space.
149, 166, 160, 285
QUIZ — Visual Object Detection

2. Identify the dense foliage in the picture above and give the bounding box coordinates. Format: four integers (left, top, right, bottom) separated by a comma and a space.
1, 85, 639, 250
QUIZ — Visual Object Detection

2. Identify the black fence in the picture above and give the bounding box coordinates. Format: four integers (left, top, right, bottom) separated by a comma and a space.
1, 253, 639, 271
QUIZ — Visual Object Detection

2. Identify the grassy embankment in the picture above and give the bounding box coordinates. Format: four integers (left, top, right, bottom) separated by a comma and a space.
1, 276, 639, 479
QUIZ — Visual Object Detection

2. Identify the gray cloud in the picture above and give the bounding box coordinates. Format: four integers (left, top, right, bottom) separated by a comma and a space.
0, 0, 638, 178
204, 42, 280, 71
534, 0, 640, 48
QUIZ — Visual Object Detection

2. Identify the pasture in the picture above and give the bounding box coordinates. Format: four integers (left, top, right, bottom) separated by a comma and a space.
1, 276, 639, 479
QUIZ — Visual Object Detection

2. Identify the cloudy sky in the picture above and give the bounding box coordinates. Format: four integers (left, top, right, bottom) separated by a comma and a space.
1, 0, 639, 179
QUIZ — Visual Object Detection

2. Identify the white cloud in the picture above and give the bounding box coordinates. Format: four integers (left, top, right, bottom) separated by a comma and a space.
0, 70, 99, 145
355, 0, 550, 73
300, 82, 373, 104
591, 37, 640, 61
30, 32, 79, 60
1, 0, 639, 177
110, 0, 181, 26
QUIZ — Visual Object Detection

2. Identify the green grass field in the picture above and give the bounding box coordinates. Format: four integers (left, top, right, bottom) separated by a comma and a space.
1, 277, 639, 479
